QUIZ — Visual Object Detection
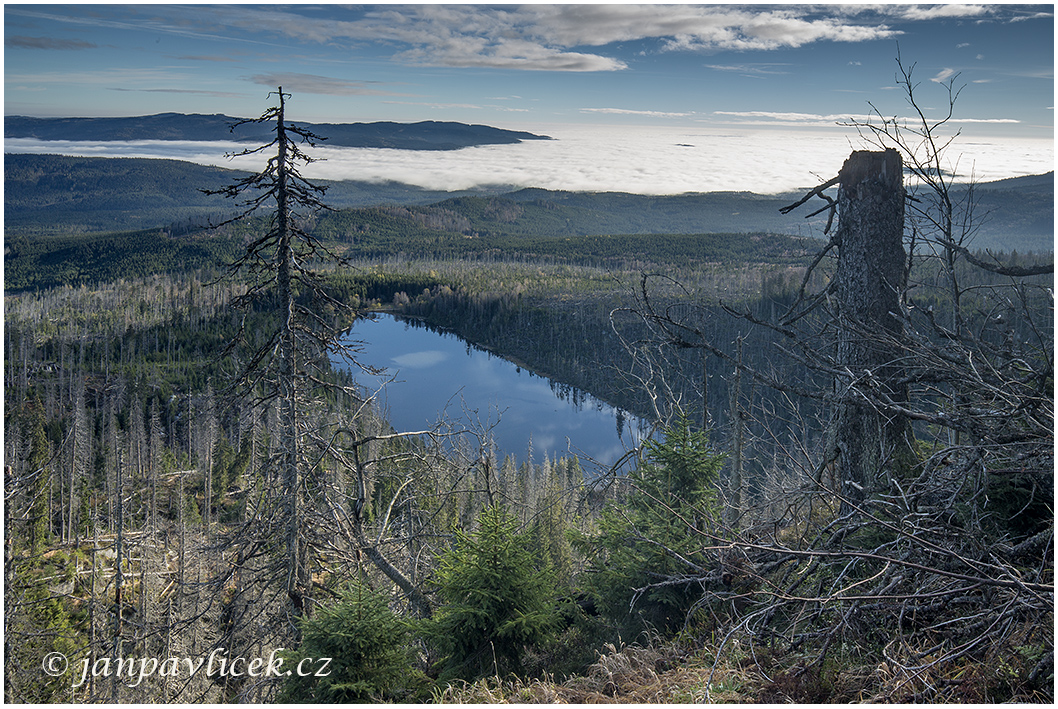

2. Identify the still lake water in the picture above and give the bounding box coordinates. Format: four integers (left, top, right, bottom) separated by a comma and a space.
335, 313, 646, 467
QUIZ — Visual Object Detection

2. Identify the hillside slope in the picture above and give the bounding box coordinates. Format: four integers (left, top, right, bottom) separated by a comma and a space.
5, 153, 1052, 252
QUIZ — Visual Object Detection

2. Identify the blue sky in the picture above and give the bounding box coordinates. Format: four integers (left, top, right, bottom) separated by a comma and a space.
5, 3, 1054, 140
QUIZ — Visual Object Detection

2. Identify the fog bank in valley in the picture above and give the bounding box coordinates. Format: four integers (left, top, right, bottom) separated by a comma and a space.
6, 124, 1052, 195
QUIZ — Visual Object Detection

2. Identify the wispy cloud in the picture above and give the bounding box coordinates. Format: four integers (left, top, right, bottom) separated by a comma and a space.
364, 4, 903, 70
714, 109, 1020, 127
1010, 11, 1054, 23
581, 108, 695, 118
6, 5, 285, 49
897, 5, 990, 21
931, 68, 959, 83
40, 4, 909, 74
714, 110, 872, 125
6, 67, 200, 87
523, 5, 900, 51
109, 87, 244, 98
248, 72, 409, 97
202, 4, 627, 72
10, 3, 1044, 78
177, 55, 239, 63
705, 63, 792, 77
6, 35, 95, 50
383, 100, 529, 113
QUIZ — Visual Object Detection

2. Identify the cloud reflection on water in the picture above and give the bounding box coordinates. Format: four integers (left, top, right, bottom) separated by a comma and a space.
391, 350, 449, 368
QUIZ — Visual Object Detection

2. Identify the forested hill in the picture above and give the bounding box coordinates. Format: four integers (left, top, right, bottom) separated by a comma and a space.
5, 114, 551, 150
3, 153, 487, 235
5, 153, 1052, 253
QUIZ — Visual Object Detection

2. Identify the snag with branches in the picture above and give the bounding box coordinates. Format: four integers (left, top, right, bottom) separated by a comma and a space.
198, 90, 513, 692
200, 87, 362, 635
610, 55, 1052, 700
196, 92, 450, 683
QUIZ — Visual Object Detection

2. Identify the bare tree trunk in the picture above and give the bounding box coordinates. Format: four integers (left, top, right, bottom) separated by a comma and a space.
111, 449, 123, 703
273, 90, 310, 623
202, 86, 354, 641
726, 336, 744, 526
833, 149, 913, 511
89, 509, 98, 698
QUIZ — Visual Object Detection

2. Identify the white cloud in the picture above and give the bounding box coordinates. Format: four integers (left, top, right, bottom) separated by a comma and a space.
148, 4, 906, 73
581, 108, 695, 118
1010, 11, 1054, 23
24, 3, 1040, 79
898, 5, 991, 21
713, 110, 874, 124
659, 9, 902, 52
237, 4, 628, 72
391, 350, 449, 369
395, 42, 626, 72
931, 67, 959, 83
713, 109, 1021, 128
531, 5, 903, 51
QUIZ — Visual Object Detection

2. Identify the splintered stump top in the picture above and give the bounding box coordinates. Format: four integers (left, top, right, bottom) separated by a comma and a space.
839, 148, 903, 194
835, 148, 906, 328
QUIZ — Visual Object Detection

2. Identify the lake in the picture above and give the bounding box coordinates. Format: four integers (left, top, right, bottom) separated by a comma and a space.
335, 313, 647, 468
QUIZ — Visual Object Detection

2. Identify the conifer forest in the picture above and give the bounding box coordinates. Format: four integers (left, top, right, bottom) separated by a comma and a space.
5, 82, 1053, 703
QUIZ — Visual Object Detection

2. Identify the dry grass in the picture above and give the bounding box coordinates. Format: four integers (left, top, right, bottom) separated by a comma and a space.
433, 640, 758, 704
434, 618, 1053, 704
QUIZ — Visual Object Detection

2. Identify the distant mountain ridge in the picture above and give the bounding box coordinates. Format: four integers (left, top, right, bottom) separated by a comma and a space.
4, 113, 552, 150
3, 153, 1052, 254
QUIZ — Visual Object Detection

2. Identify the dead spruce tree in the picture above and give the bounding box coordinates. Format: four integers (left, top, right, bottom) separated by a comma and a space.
197, 93, 446, 682
201, 88, 365, 637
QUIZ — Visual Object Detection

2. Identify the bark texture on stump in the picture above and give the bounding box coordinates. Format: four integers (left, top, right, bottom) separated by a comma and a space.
833, 149, 913, 510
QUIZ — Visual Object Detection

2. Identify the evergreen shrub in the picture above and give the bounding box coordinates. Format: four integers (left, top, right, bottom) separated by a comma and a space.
278, 582, 425, 702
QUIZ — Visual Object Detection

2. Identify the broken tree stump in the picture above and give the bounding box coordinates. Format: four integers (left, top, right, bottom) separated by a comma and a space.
832, 148, 914, 511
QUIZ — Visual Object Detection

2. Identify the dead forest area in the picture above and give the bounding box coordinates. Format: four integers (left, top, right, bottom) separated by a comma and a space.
5, 230, 1053, 704
5, 85, 1055, 704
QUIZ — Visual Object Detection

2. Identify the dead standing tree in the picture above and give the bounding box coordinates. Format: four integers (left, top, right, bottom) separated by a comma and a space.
829, 149, 914, 510
615, 148, 917, 519
201, 88, 361, 635
605, 56, 1051, 699
197, 91, 445, 671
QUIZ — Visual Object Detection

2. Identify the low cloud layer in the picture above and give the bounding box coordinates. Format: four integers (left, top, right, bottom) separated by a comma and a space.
6, 125, 1052, 196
